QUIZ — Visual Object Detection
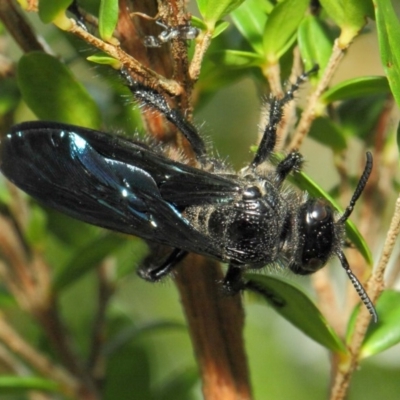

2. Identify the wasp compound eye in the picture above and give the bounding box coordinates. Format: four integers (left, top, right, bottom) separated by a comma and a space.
289, 199, 335, 275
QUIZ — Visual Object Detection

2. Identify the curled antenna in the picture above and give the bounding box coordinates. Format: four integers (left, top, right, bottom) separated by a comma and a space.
337, 151, 377, 322
338, 151, 373, 224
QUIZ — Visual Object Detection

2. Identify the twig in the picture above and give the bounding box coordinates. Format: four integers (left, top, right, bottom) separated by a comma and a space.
66, 19, 182, 95
288, 39, 345, 150
0, 0, 45, 52
189, 30, 213, 81
330, 194, 400, 400
0, 315, 80, 398
88, 260, 115, 377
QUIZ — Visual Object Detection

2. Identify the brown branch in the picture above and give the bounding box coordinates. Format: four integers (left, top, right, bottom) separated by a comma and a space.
0, 0, 45, 53
65, 19, 182, 95
175, 255, 252, 400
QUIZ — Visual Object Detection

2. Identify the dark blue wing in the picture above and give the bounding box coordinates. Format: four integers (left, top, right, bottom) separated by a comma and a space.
0, 122, 239, 258
9, 122, 240, 207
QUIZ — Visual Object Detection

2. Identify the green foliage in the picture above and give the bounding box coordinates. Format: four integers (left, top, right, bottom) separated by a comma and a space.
0, 0, 399, 399
17, 52, 101, 128
245, 274, 346, 353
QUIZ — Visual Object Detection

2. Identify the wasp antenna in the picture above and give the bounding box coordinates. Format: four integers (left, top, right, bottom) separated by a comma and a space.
336, 250, 378, 323
338, 151, 373, 224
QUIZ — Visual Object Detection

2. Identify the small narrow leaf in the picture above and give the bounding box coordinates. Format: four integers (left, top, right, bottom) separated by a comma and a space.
99, 0, 119, 42
322, 76, 390, 104
104, 321, 186, 356
38, 0, 72, 23
319, 0, 345, 27
154, 368, 199, 400
17, 53, 101, 129
245, 274, 346, 353
54, 233, 127, 291
0, 376, 59, 393
25, 203, 48, 247
308, 116, 347, 152
212, 21, 230, 38
320, 0, 371, 46
337, 94, 388, 141
87, 53, 121, 69
197, 0, 246, 27
397, 121, 400, 156
263, 0, 308, 63
210, 50, 265, 68
347, 291, 400, 358
298, 16, 333, 71
231, 0, 272, 54
373, 0, 400, 109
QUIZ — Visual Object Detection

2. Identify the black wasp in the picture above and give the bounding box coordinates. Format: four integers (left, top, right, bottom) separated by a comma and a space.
0, 65, 377, 322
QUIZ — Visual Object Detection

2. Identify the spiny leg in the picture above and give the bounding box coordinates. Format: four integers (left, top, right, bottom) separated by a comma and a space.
120, 69, 206, 159
251, 65, 319, 168
138, 248, 188, 281
222, 263, 246, 294
274, 151, 303, 186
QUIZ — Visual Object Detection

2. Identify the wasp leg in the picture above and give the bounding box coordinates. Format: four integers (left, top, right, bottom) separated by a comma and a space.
251, 65, 319, 168
138, 248, 188, 281
120, 69, 206, 159
222, 263, 245, 295
274, 151, 304, 186
67, 1, 88, 30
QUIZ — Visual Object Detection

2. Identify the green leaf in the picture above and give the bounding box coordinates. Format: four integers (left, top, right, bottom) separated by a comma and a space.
0, 78, 20, 116
397, 121, 400, 156
322, 76, 390, 103
17, 52, 101, 129
288, 167, 373, 265
298, 16, 333, 71
0, 376, 59, 393
45, 209, 99, 246
38, 0, 73, 23
308, 116, 347, 152
54, 233, 127, 291
320, 0, 372, 45
104, 321, 187, 356
0, 288, 17, 308
191, 16, 208, 31
231, 0, 272, 54
154, 368, 199, 400
209, 50, 265, 69
87, 53, 121, 68
197, 0, 246, 27
212, 21, 230, 38
104, 339, 153, 400
245, 274, 346, 353
373, 0, 400, 109
337, 94, 387, 141
25, 203, 48, 247
263, 0, 309, 63
319, 0, 345, 26
347, 291, 400, 358
197, 57, 249, 95
98, 0, 119, 42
